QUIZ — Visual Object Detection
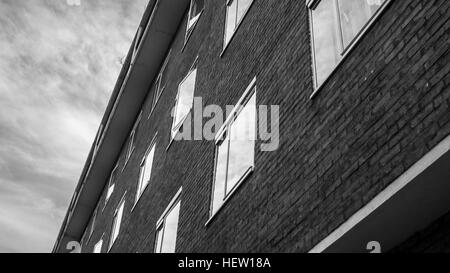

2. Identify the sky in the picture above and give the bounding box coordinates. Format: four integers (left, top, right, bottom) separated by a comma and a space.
0, 0, 148, 253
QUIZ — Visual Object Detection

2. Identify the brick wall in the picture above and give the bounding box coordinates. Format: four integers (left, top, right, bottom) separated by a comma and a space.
81, 0, 450, 253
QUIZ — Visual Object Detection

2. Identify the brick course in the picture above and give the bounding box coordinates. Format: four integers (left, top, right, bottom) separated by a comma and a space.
80, 0, 450, 253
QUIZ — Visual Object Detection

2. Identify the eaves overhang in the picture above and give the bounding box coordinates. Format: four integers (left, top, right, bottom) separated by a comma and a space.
53, 0, 191, 253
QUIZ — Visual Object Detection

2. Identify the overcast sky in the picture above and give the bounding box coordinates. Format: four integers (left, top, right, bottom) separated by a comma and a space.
0, 0, 148, 253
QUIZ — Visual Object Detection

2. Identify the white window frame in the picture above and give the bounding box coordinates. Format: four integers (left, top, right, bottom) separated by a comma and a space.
308, 0, 392, 97
104, 164, 119, 209
185, 0, 205, 46
154, 188, 182, 253
93, 237, 103, 253
170, 58, 198, 141
207, 77, 257, 223
124, 112, 142, 168
222, 0, 255, 53
108, 193, 126, 252
88, 208, 98, 240
150, 50, 172, 115
134, 135, 158, 206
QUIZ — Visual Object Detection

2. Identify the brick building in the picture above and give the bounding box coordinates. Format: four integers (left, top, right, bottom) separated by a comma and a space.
54, 0, 450, 253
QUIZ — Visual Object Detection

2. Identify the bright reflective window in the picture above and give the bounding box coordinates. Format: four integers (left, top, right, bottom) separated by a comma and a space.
172, 62, 197, 139
310, 0, 388, 88
210, 84, 256, 216
338, 0, 384, 48
155, 198, 181, 253
311, 0, 341, 88
225, 0, 254, 46
89, 209, 97, 238
226, 92, 256, 194
126, 130, 135, 160
211, 133, 229, 216
152, 51, 171, 110
106, 184, 115, 202
125, 114, 141, 162
109, 198, 125, 250
105, 165, 118, 205
136, 142, 156, 203
93, 239, 103, 253
186, 0, 204, 38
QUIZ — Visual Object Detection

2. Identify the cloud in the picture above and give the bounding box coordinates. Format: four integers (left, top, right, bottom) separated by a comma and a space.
0, 0, 148, 252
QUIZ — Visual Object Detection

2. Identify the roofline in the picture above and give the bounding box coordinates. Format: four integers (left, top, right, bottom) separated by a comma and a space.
53, 0, 191, 252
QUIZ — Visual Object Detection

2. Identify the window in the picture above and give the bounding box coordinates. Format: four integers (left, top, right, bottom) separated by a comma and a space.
88, 209, 97, 238
309, 0, 388, 89
105, 164, 118, 207
109, 195, 125, 251
224, 0, 254, 47
185, 0, 204, 42
210, 80, 256, 217
171, 60, 198, 140
135, 139, 156, 203
154, 189, 182, 253
127, 129, 136, 161
151, 51, 171, 112
125, 113, 142, 164
93, 239, 103, 253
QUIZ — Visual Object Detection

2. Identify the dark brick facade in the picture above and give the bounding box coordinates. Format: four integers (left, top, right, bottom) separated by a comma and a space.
79, 0, 450, 253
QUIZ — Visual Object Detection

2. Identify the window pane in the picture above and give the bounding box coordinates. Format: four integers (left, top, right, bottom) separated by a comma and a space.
159, 57, 170, 92
141, 144, 155, 194
311, 0, 341, 87
173, 69, 197, 132
226, 92, 256, 195
338, 0, 384, 48
126, 130, 135, 160
111, 201, 124, 245
188, 0, 204, 30
130, 131, 135, 153
89, 210, 97, 236
193, 0, 204, 17
160, 201, 181, 253
93, 240, 103, 253
106, 184, 115, 201
154, 74, 162, 102
154, 227, 164, 253
107, 166, 118, 201
112, 215, 119, 243
237, 0, 252, 23
212, 134, 229, 215
225, 0, 237, 45
137, 163, 145, 198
